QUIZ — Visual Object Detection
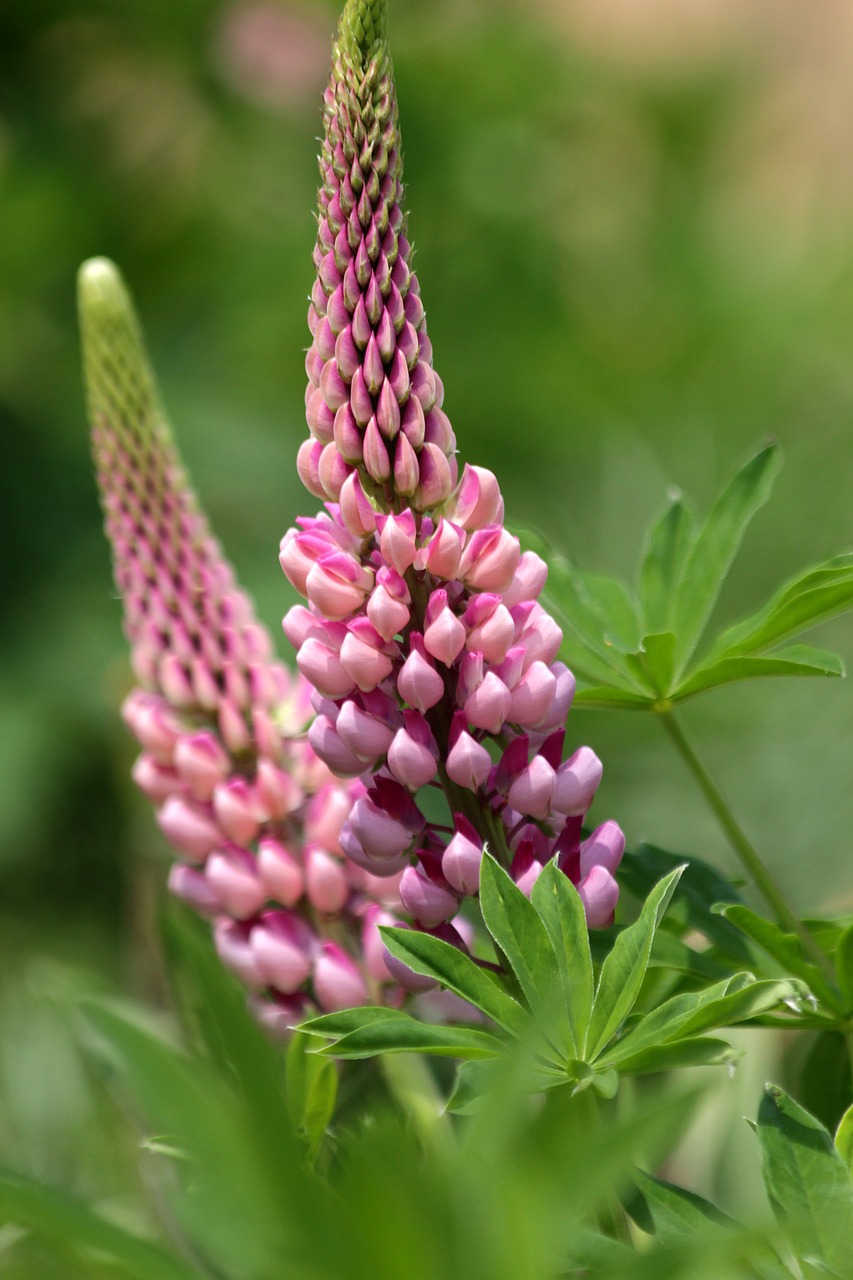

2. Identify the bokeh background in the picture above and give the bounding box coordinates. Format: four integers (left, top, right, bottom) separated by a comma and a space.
3, 0, 853, 1249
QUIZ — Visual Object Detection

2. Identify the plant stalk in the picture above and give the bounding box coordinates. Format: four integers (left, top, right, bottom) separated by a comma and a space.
658, 709, 838, 990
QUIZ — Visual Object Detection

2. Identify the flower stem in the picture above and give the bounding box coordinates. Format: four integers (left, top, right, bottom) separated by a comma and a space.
657, 708, 838, 989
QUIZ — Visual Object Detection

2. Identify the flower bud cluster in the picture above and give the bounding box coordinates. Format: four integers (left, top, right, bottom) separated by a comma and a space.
299, 0, 457, 511
82, 257, 407, 1032
282, 462, 624, 984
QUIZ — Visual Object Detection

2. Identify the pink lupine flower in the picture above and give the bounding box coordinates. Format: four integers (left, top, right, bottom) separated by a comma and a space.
79, 256, 407, 1032
279, 0, 625, 951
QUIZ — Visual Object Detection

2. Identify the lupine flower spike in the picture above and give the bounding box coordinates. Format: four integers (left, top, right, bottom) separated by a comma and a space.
283, 0, 625, 987
78, 258, 407, 1030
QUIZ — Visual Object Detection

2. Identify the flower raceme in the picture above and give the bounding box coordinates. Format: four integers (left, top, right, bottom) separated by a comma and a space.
282, 0, 624, 985
79, 258, 407, 1028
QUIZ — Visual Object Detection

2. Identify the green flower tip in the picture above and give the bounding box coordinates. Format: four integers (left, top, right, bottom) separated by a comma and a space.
77, 256, 132, 325
338, 0, 388, 69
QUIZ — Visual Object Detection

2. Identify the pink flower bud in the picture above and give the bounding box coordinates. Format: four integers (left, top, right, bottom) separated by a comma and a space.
580, 821, 625, 880
157, 796, 222, 862
399, 864, 458, 927
361, 905, 400, 982
518, 608, 563, 670
349, 778, 424, 863
464, 671, 512, 734
445, 713, 492, 791
305, 845, 349, 913
339, 823, 409, 876
449, 464, 503, 531
255, 758, 303, 820
458, 526, 520, 594
502, 550, 548, 609
173, 731, 230, 801
377, 510, 418, 574
257, 837, 304, 907
168, 864, 220, 917
279, 528, 330, 595
122, 692, 182, 764
339, 470, 377, 537
508, 661, 558, 729
305, 781, 358, 854
423, 589, 466, 666
305, 553, 373, 621
307, 715, 367, 777
551, 747, 603, 817
419, 517, 465, 580
281, 604, 325, 650
215, 919, 265, 991
206, 844, 267, 919
251, 910, 315, 993
578, 865, 619, 928
393, 432, 420, 495
414, 442, 453, 509
367, 582, 411, 640
387, 711, 439, 790
533, 663, 576, 735
212, 778, 263, 846
464, 597, 515, 664
131, 754, 181, 804
363, 418, 391, 483
441, 816, 484, 896
297, 438, 326, 499
296, 636, 355, 699
318, 443, 352, 499
313, 942, 368, 1011
507, 755, 556, 820
340, 621, 395, 691
397, 635, 445, 712
158, 654, 195, 707
336, 699, 396, 763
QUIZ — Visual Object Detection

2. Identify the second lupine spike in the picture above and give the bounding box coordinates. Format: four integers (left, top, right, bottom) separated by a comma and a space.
303, 0, 457, 511
79, 257, 407, 1027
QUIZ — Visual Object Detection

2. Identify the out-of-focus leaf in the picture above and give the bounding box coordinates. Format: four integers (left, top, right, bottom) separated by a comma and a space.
798, 1032, 852, 1136
379, 927, 527, 1034
675, 646, 844, 700
834, 922, 853, 1012
286, 1030, 337, 1163
0, 1168, 199, 1280
531, 862, 594, 1058
571, 686, 655, 710
627, 1168, 735, 1240
317, 1014, 505, 1060
756, 1084, 853, 1272
586, 867, 684, 1060
723, 905, 843, 1012
639, 493, 698, 637
609, 1036, 736, 1076
670, 444, 781, 677
835, 1103, 853, 1173
479, 855, 562, 1044
707, 554, 853, 659
618, 844, 751, 964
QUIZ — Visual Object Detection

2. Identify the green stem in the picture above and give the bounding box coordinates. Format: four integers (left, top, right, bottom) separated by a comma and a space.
658, 709, 838, 989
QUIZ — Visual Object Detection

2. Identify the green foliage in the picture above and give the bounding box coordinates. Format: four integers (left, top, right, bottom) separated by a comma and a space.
304, 860, 797, 1103
524, 444, 853, 710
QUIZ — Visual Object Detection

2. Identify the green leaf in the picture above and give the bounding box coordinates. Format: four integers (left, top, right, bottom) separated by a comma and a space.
798, 1032, 852, 1136
286, 1030, 337, 1162
638, 631, 678, 696
675, 646, 844, 700
708, 553, 853, 659
299, 1005, 403, 1038
578, 572, 643, 654
835, 1103, 853, 1174
0, 1167, 199, 1280
379, 927, 527, 1034
670, 444, 781, 677
571, 686, 655, 710
756, 1084, 853, 1271
618, 844, 752, 964
610, 1035, 737, 1076
531, 862, 594, 1059
627, 1168, 736, 1241
835, 922, 853, 1012
478, 855, 563, 1043
601, 977, 794, 1068
586, 866, 685, 1060
639, 491, 698, 635
321, 1014, 505, 1060
446, 1059, 503, 1113
723, 905, 843, 1013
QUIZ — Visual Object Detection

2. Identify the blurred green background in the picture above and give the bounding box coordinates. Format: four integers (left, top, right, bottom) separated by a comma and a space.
3, 0, 853, 1245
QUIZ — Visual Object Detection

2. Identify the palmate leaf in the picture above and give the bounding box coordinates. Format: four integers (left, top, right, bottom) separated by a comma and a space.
531, 861, 594, 1058
530, 442, 852, 711
722, 905, 844, 1013
756, 1085, 853, 1274
315, 1014, 505, 1060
